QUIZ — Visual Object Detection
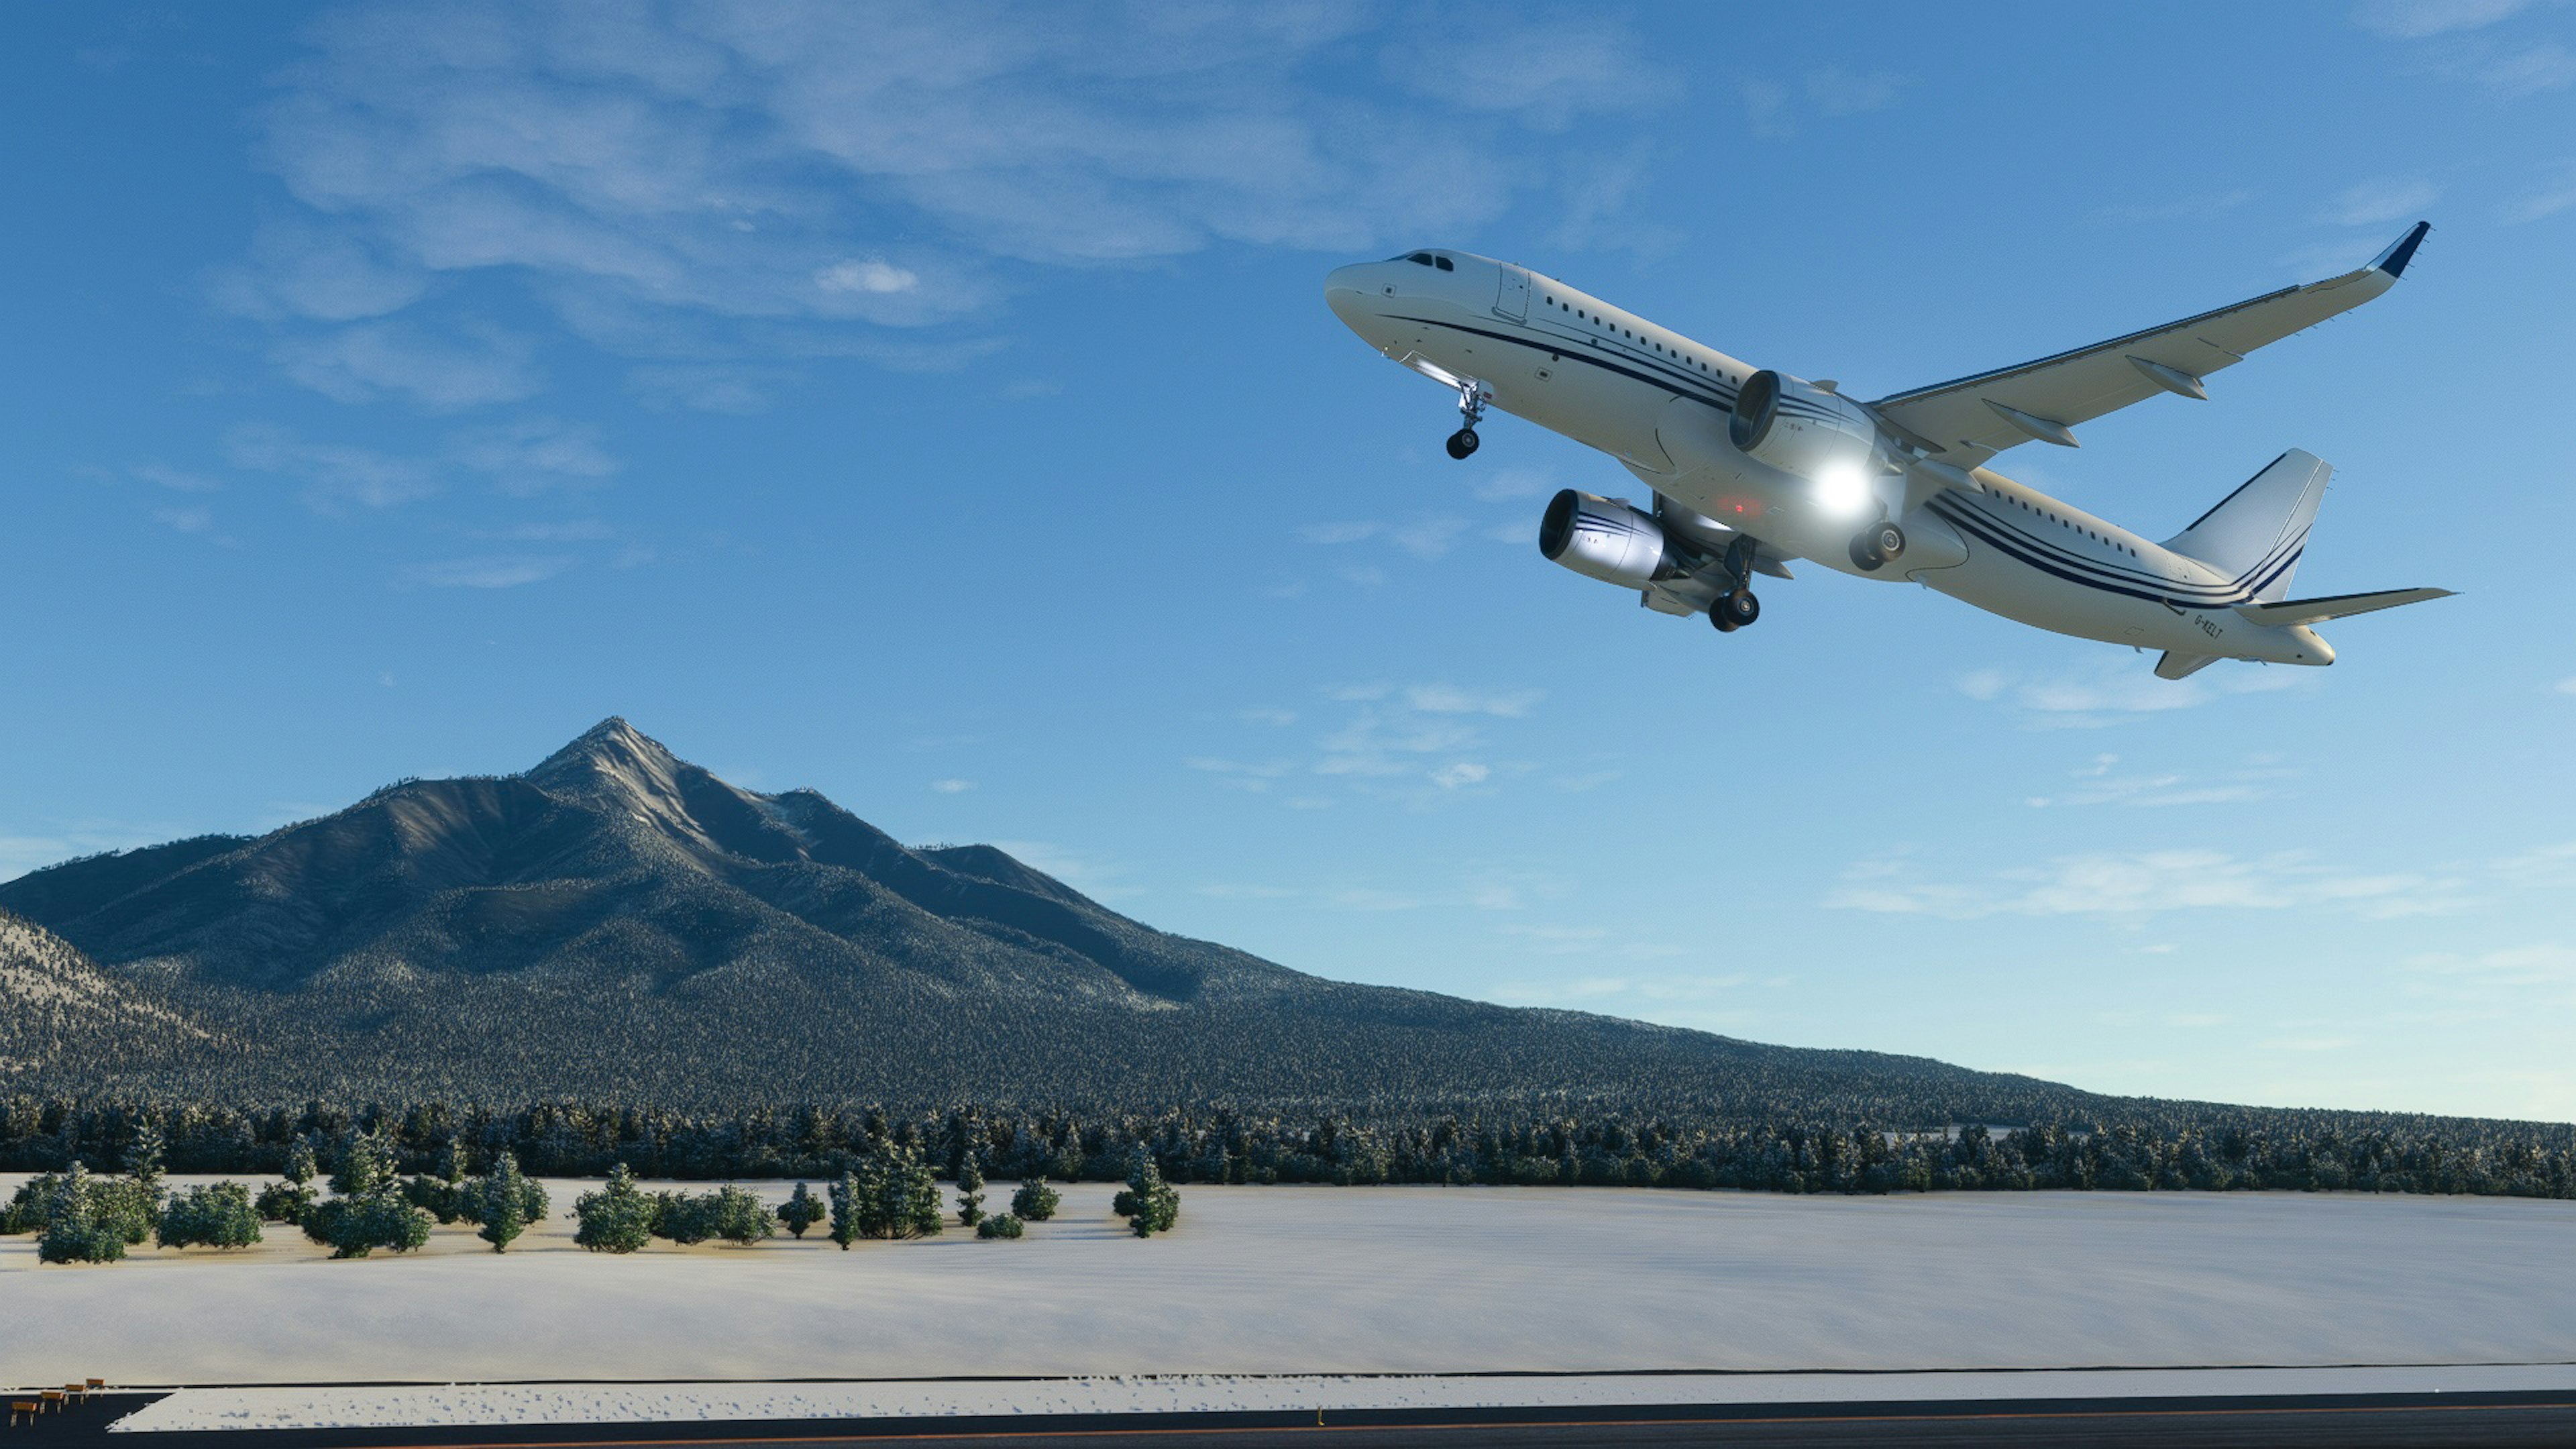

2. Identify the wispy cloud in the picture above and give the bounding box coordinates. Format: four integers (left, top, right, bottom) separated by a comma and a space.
2322, 175, 2443, 226
272, 320, 542, 411
1742, 67, 1909, 139
2350, 0, 2549, 38
927, 778, 976, 794
2504, 160, 2576, 222
1954, 658, 2312, 727
1829, 847, 2461, 920
226, 423, 442, 511
2023, 752, 2288, 808
228, 3, 1676, 407
394, 554, 576, 590
449, 417, 619, 496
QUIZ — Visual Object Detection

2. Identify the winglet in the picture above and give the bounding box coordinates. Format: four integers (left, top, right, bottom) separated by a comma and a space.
2371, 221, 2431, 279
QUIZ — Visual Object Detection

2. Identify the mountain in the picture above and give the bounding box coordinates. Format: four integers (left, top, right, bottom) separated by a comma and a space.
0, 718, 2108, 1121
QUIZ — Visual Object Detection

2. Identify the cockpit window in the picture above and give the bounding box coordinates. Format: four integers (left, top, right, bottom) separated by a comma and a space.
1433, 256, 1454, 271
1407, 252, 1436, 266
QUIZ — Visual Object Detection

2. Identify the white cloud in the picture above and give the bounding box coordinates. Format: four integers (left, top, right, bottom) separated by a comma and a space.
627, 364, 798, 415
152, 505, 216, 535
1237, 707, 1297, 727
2504, 161, 2576, 223
2558, 676, 2576, 695
1298, 516, 1472, 560
1954, 658, 2312, 727
449, 417, 619, 495
816, 258, 921, 295
2023, 752, 2282, 808
2322, 175, 2442, 226
131, 462, 221, 493
2406, 942, 2576, 985
227, 1, 1671, 405
1429, 761, 1489, 789
226, 423, 442, 511
1743, 67, 1909, 138
394, 554, 576, 589
1828, 847, 2461, 920
2351, 0, 2545, 36
1404, 684, 1540, 717
274, 320, 542, 410
928, 778, 976, 794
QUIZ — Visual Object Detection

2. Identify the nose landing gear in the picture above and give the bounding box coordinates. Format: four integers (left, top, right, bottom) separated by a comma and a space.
1445, 378, 1491, 460
1848, 521, 1907, 572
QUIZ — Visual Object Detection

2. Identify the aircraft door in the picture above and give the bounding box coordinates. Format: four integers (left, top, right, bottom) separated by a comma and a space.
1494, 265, 1529, 322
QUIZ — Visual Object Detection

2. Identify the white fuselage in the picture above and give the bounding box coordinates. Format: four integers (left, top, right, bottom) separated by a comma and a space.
1323, 251, 2332, 666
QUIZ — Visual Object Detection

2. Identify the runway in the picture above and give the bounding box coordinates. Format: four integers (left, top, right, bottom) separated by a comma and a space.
21, 1390, 2576, 1448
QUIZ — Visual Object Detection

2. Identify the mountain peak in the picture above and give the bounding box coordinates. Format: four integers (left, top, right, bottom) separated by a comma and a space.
527, 717, 683, 796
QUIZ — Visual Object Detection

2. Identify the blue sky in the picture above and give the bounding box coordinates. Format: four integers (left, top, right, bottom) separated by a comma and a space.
6, 2, 2573, 1121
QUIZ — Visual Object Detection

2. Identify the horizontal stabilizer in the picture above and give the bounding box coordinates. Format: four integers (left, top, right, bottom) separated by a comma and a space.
2155, 651, 2219, 680
2232, 588, 2455, 628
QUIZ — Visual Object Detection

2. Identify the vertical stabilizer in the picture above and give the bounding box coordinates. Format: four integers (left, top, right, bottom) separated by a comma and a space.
2162, 449, 2329, 602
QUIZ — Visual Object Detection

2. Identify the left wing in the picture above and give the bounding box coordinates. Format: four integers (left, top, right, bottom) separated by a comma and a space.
1870, 223, 2428, 468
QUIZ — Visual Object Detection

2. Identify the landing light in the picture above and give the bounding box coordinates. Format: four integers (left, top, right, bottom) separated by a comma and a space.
1813, 462, 1873, 518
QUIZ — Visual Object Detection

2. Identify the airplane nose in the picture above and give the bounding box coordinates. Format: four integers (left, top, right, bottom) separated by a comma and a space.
1324, 264, 1370, 325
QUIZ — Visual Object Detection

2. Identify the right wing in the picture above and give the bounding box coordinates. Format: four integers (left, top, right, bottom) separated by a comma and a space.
1870, 223, 2430, 468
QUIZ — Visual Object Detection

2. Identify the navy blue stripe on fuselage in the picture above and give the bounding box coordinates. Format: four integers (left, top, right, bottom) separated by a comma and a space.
1388, 313, 1739, 413
1931, 497, 2305, 609
1954, 492, 2304, 598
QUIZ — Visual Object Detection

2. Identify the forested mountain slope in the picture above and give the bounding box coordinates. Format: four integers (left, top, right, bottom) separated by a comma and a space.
1, 718, 2106, 1121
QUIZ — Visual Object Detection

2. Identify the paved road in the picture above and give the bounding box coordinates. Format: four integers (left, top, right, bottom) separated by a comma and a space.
21, 1392, 2576, 1448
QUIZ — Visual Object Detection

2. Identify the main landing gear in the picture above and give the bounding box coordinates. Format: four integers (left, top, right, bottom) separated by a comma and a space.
1445, 378, 1490, 460
1710, 534, 1762, 634
1848, 521, 1907, 572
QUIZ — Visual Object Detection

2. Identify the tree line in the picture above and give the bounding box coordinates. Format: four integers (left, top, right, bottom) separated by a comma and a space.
3, 1096, 2571, 1202
3, 1123, 1170, 1263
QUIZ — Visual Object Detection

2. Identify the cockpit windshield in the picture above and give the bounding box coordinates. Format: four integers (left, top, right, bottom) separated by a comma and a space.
1395, 252, 1456, 271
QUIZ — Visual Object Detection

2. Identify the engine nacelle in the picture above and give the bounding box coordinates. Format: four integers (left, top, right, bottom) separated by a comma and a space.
1538, 490, 1682, 588
1728, 370, 1879, 479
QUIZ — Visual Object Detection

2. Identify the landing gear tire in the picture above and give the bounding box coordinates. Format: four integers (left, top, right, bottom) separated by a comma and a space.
1446, 427, 1480, 460
1717, 588, 1760, 629
1711, 613, 1739, 634
1849, 535, 1885, 572
1872, 523, 1907, 560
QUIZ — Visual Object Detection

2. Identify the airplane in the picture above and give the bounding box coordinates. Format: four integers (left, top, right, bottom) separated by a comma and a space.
1322, 226, 2451, 679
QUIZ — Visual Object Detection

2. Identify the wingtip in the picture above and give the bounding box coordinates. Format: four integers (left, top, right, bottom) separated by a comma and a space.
2373, 221, 2432, 278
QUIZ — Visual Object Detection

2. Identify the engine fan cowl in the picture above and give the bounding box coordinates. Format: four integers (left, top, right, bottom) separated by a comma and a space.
1729, 369, 1880, 478
1539, 490, 1682, 588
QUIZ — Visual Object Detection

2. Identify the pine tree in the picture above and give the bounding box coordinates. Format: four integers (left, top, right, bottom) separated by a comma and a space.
955, 1150, 987, 1228
125, 1122, 168, 1198
826, 1170, 862, 1250
975, 1212, 1024, 1239
303, 1130, 432, 1258
572, 1164, 655, 1254
36, 1165, 128, 1264
777, 1181, 824, 1239
157, 1183, 262, 1250
1113, 1150, 1179, 1238
477, 1150, 532, 1252
1010, 1175, 1061, 1222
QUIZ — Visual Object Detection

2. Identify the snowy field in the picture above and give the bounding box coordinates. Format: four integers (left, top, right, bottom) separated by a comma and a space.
6, 1175, 2575, 1397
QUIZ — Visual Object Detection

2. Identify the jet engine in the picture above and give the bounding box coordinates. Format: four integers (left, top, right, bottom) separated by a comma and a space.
1728, 369, 1880, 479
1538, 489, 1684, 587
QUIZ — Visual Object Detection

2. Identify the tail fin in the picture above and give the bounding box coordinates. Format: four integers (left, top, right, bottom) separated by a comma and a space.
2163, 449, 2329, 602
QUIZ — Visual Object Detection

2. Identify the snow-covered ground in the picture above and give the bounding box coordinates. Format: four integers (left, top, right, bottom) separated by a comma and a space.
5, 1176, 2574, 1393
101, 1366, 2576, 1434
